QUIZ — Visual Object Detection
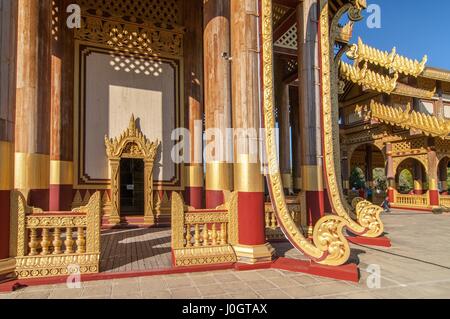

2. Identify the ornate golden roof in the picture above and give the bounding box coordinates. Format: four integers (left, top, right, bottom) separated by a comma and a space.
347, 38, 427, 77
361, 100, 450, 139
339, 61, 398, 94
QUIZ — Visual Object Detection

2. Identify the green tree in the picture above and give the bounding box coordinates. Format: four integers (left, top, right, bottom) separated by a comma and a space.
350, 167, 365, 189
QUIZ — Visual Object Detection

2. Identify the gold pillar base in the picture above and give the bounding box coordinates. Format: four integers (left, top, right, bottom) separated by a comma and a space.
233, 243, 275, 264
143, 216, 156, 226
0, 258, 16, 276
108, 215, 121, 225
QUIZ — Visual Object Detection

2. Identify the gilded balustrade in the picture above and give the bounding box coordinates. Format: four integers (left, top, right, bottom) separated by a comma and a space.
171, 192, 238, 267
13, 192, 101, 279
439, 195, 450, 208
265, 195, 306, 241
393, 191, 430, 209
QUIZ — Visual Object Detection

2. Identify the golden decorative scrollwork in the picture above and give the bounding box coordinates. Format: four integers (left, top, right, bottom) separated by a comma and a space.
105, 115, 160, 225
347, 37, 427, 77
323, 0, 385, 238
260, 0, 350, 266
367, 100, 450, 139
339, 61, 399, 94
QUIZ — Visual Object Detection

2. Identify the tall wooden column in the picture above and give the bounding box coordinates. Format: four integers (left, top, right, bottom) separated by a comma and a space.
428, 144, 440, 206
279, 83, 293, 194
366, 145, 374, 188
297, 0, 324, 233
49, 0, 74, 211
386, 143, 396, 203
290, 86, 302, 192
0, 0, 18, 275
184, 0, 204, 209
341, 148, 350, 195
204, 0, 233, 208
413, 162, 424, 195
14, 0, 52, 210
439, 159, 448, 194
274, 58, 292, 194
230, 0, 274, 263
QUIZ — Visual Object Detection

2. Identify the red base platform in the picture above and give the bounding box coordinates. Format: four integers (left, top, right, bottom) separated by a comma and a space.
0, 258, 361, 292
346, 235, 392, 247
272, 258, 359, 282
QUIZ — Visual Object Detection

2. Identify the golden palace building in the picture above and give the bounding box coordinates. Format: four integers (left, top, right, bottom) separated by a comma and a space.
0, 0, 449, 282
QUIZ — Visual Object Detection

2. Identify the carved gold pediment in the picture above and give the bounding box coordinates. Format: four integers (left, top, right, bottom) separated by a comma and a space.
105, 115, 160, 161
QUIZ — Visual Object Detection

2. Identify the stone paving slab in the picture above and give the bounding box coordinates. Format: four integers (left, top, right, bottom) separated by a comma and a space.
2, 212, 450, 299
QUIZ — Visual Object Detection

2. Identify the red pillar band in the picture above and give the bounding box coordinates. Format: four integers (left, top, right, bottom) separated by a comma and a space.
0, 191, 10, 259
184, 187, 204, 209
429, 190, 439, 206
237, 192, 266, 245
306, 190, 325, 227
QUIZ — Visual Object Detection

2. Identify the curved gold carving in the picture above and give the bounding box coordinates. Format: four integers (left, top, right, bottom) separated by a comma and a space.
347, 37, 427, 77
261, 0, 350, 266
105, 115, 160, 225
324, 0, 384, 238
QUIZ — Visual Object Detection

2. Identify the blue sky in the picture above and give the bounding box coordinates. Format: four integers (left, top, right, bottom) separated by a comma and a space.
352, 0, 450, 70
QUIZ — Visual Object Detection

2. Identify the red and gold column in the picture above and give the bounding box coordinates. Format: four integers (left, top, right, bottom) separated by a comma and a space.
413, 162, 424, 195
0, 0, 17, 276
230, 0, 274, 263
184, 0, 204, 209
14, 0, 52, 210
439, 158, 448, 194
49, 0, 74, 211
290, 86, 302, 192
386, 143, 396, 203
204, 0, 233, 208
428, 146, 440, 207
297, 0, 324, 234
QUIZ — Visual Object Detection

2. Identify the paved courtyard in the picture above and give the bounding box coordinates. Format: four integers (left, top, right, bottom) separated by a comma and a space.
2, 210, 450, 299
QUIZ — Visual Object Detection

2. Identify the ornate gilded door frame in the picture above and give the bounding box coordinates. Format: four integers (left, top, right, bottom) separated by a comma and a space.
105, 115, 160, 226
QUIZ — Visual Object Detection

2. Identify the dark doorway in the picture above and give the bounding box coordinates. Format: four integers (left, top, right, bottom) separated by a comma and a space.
120, 159, 145, 216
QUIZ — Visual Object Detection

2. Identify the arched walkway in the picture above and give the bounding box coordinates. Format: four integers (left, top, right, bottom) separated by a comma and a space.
395, 158, 428, 195
347, 144, 386, 204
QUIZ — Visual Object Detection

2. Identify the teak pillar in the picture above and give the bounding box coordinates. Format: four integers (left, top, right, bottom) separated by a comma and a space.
50, 0, 74, 211
428, 145, 439, 207
439, 159, 448, 194
230, 0, 274, 264
386, 143, 396, 203
204, 0, 233, 208
275, 59, 293, 194
297, 0, 324, 234
290, 86, 302, 192
0, 0, 18, 275
413, 162, 424, 195
14, 0, 52, 210
184, 0, 204, 209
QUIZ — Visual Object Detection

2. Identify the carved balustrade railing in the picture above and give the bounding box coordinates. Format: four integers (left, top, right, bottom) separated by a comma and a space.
171, 192, 238, 267
265, 195, 305, 241
393, 191, 430, 209
13, 192, 101, 279
439, 195, 450, 208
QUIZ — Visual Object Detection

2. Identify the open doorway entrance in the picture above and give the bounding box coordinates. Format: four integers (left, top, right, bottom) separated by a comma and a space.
120, 159, 145, 216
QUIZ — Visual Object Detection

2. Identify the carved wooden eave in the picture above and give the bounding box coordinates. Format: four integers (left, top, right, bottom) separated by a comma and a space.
361, 100, 450, 139
339, 61, 398, 94
346, 37, 427, 77
394, 82, 436, 99
422, 67, 450, 83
